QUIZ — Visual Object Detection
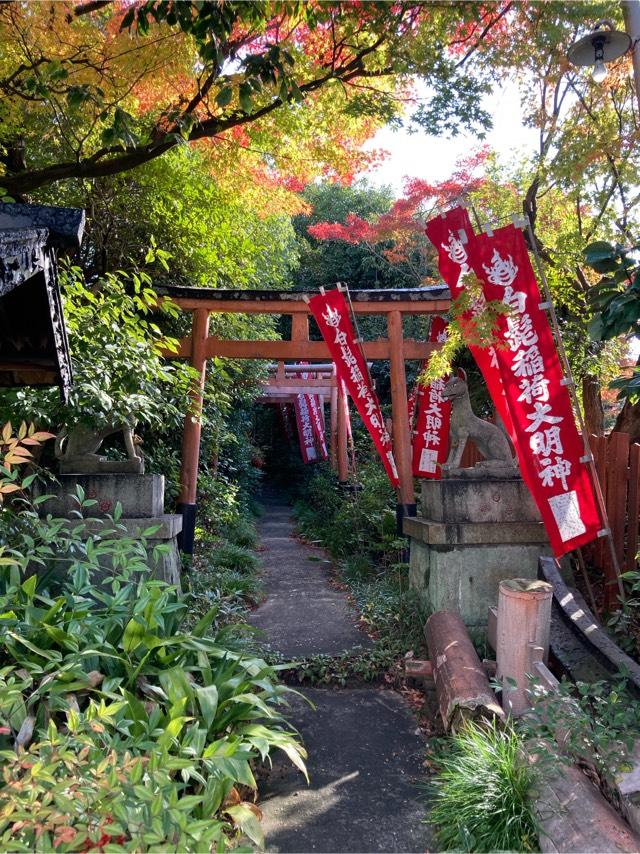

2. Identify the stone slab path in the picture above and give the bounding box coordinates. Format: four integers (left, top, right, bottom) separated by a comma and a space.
250, 486, 433, 853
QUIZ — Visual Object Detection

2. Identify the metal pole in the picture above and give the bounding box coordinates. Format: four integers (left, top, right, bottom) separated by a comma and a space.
623, 1, 640, 114
524, 217, 625, 603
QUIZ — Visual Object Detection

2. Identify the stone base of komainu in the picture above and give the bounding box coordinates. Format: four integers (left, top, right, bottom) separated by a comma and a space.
34, 473, 182, 588
404, 477, 554, 628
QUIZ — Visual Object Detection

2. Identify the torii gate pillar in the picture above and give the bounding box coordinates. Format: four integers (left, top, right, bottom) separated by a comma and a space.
177, 307, 209, 553
388, 310, 416, 525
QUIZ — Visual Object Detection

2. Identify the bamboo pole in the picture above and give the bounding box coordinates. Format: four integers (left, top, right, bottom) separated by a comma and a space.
329, 378, 338, 470
524, 217, 625, 606
425, 611, 504, 731
496, 578, 553, 717
337, 379, 349, 483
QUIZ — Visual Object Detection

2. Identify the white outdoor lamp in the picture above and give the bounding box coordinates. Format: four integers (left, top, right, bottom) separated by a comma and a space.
567, 19, 632, 83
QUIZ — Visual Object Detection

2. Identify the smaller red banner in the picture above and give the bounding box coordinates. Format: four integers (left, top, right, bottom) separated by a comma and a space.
293, 393, 317, 464
308, 289, 399, 486
412, 316, 451, 478
299, 364, 329, 461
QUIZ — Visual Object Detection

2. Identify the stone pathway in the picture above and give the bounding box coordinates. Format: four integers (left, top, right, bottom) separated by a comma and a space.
250, 486, 433, 853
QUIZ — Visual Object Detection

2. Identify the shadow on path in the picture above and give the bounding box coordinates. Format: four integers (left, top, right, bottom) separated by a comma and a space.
252, 484, 433, 854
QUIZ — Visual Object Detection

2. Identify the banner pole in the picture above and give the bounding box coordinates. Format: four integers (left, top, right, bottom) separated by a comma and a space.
523, 216, 625, 604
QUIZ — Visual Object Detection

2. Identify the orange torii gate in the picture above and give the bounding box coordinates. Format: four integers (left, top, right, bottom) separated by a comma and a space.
258, 361, 336, 468
158, 285, 451, 552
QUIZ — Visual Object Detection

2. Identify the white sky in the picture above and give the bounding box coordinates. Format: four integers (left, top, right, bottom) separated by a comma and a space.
362, 79, 539, 194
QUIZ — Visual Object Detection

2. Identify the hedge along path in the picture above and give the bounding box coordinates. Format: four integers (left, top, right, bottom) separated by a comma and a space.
250, 485, 433, 853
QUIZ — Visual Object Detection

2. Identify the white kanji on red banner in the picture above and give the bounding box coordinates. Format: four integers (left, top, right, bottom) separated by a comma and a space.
308, 289, 399, 487
469, 224, 602, 556
412, 316, 451, 478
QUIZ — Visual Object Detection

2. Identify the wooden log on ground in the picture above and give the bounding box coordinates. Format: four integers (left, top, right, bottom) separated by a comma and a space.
535, 763, 640, 853
424, 610, 504, 731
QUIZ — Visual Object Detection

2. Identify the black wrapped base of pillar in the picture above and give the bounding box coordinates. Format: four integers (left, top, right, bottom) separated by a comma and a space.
177, 502, 197, 554
396, 502, 417, 536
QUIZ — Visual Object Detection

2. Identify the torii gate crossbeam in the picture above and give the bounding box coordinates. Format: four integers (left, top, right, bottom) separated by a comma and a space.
158, 285, 451, 553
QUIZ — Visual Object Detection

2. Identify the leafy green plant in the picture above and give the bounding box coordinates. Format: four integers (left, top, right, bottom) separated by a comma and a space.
428, 720, 538, 853
0, 721, 230, 853
225, 517, 259, 550
0, 256, 194, 432
519, 676, 640, 780
584, 238, 640, 401
294, 460, 400, 567
0, 424, 306, 851
274, 647, 400, 688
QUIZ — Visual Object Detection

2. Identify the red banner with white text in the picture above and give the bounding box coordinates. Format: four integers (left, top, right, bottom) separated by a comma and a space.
293, 393, 318, 464
412, 316, 451, 477
425, 209, 518, 451
469, 224, 601, 555
300, 362, 329, 460
299, 363, 328, 461
308, 289, 399, 487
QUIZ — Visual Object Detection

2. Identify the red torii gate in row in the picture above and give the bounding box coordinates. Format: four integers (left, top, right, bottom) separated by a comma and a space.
158, 285, 451, 552
258, 362, 340, 471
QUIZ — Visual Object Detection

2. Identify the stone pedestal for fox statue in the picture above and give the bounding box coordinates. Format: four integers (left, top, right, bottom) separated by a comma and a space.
441, 369, 517, 478
403, 369, 553, 627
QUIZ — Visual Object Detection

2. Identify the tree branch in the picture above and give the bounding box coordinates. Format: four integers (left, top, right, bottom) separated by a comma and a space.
1, 33, 395, 196
454, 2, 514, 69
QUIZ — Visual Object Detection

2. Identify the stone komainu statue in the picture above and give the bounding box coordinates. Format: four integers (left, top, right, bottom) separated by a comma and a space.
442, 369, 518, 478
55, 421, 144, 474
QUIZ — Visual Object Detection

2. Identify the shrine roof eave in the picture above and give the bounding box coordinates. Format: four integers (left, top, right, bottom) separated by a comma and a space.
157, 284, 451, 314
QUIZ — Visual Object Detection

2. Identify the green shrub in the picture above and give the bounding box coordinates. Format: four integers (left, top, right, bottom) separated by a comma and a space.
212, 540, 259, 574
225, 517, 259, 549
0, 723, 230, 853
519, 676, 640, 779
342, 554, 375, 583
295, 461, 400, 566
428, 720, 538, 853
349, 569, 424, 654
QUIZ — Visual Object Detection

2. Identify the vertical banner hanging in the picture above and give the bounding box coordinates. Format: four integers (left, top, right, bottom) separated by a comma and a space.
278, 402, 294, 444
308, 289, 399, 487
412, 316, 451, 477
407, 387, 417, 427
299, 363, 329, 461
309, 395, 328, 460
425, 208, 518, 450
470, 224, 601, 555
293, 393, 317, 464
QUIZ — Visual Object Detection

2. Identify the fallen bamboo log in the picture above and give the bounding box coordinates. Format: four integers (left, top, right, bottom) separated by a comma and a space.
535, 763, 640, 853
424, 610, 504, 731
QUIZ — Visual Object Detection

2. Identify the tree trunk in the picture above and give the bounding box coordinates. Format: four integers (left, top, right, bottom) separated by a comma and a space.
613, 355, 640, 443
614, 398, 640, 444
582, 374, 604, 436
